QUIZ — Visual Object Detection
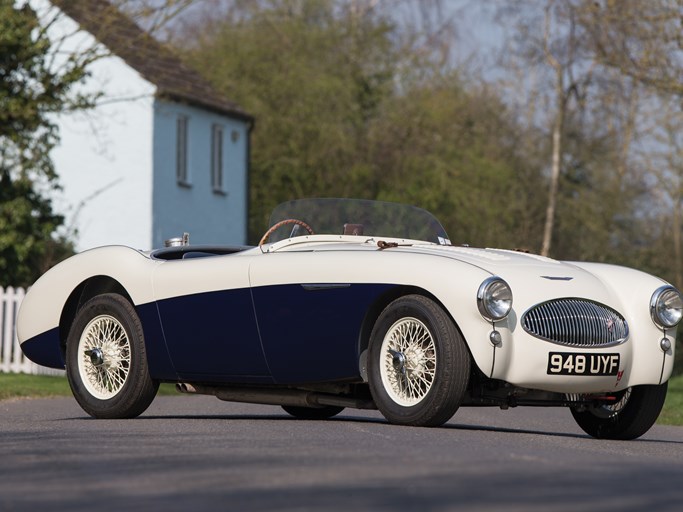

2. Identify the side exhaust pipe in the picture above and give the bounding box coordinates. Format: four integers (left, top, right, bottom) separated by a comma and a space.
176, 382, 376, 410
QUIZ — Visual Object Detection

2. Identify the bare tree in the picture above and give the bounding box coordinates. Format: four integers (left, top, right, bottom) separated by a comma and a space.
643, 98, 683, 288
498, 0, 595, 256
578, 0, 683, 97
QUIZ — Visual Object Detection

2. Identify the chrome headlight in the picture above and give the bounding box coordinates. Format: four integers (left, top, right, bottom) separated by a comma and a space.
650, 285, 683, 329
477, 277, 513, 322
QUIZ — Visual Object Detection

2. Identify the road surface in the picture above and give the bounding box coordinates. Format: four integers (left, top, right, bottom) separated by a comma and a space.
1, 395, 682, 511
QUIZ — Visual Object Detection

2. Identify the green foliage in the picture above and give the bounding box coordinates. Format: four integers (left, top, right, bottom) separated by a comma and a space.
658, 374, 683, 425
0, 174, 74, 286
183, 0, 395, 239
174, 0, 683, 310
0, 1, 94, 286
368, 78, 545, 249
675, 336, 683, 377
177, 0, 544, 245
548, 112, 646, 264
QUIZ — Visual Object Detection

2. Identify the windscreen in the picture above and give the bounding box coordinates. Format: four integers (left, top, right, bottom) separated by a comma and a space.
266, 198, 450, 245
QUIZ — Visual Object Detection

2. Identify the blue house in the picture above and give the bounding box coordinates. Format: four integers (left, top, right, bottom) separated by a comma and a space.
39, 0, 253, 250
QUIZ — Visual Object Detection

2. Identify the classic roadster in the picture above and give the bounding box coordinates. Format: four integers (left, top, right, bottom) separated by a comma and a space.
17, 198, 682, 439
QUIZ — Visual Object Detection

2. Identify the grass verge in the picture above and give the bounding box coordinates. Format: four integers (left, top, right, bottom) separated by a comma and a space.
658, 374, 683, 425
0, 373, 71, 401
1, 372, 682, 426
0, 373, 178, 401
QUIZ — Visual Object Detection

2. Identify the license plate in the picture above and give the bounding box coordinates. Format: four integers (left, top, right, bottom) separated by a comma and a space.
547, 352, 620, 376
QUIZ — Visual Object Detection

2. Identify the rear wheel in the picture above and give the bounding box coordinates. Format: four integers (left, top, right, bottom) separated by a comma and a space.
66, 293, 159, 419
367, 295, 470, 427
570, 383, 668, 440
282, 405, 344, 420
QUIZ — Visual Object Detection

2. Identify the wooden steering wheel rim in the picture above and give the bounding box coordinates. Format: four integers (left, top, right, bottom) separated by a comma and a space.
259, 218, 315, 246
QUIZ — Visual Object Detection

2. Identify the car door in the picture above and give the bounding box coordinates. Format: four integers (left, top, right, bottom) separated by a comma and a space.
249, 250, 394, 384
152, 253, 270, 381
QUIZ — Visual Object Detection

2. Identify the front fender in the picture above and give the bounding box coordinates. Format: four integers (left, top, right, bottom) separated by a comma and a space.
17, 246, 158, 353
569, 261, 676, 386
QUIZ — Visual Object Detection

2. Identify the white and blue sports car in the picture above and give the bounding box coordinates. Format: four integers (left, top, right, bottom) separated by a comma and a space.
17, 198, 682, 439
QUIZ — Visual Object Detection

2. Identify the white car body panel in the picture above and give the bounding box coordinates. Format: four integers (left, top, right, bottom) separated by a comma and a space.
16, 246, 159, 344
16, 197, 679, 438
259, 236, 674, 391
17, 235, 676, 392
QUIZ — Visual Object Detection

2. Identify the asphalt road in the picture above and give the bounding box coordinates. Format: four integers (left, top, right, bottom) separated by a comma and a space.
1, 395, 682, 512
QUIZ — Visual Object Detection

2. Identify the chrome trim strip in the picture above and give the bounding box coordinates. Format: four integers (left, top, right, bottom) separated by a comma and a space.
301, 283, 352, 291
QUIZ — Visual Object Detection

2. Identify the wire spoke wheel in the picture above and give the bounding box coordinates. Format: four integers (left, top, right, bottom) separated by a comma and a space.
570, 383, 668, 440
380, 317, 436, 407
368, 295, 470, 427
77, 315, 131, 400
587, 388, 632, 419
67, 293, 158, 419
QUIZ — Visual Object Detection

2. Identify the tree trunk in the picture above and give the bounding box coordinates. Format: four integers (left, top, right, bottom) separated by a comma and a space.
541, 68, 564, 257
674, 198, 682, 290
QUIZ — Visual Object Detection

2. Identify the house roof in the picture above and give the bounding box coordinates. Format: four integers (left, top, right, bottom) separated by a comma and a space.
52, 0, 253, 122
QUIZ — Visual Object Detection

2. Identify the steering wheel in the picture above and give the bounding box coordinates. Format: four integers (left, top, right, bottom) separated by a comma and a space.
259, 219, 315, 246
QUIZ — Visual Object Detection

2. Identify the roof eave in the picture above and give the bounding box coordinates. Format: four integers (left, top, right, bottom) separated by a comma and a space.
157, 91, 254, 124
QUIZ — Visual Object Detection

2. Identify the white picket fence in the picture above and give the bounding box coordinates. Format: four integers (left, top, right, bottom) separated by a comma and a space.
1, 286, 65, 376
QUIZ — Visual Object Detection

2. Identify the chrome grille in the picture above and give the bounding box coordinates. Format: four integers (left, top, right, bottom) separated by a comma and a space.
522, 299, 628, 347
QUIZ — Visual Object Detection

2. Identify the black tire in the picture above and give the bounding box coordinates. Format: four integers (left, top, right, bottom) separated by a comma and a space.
282, 405, 345, 420
66, 293, 159, 419
367, 295, 470, 427
570, 382, 668, 440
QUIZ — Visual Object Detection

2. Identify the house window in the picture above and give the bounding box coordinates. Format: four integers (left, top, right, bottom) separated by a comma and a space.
211, 124, 225, 194
176, 115, 189, 186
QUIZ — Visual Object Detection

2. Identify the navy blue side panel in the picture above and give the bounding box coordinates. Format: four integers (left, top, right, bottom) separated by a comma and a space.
20, 328, 64, 369
252, 283, 395, 384
136, 302, 178, 380
156, 288, 270, 377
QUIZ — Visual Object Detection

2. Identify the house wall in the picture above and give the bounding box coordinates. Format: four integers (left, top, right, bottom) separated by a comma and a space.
51, 70, 156, 251
31, 0, 250, 252
152, 100, 249, 248
32, 0, 156, 251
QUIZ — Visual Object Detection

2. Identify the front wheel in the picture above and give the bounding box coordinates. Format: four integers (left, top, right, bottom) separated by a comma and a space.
367, 295, 470, 427
570, 383, 668, 440
66, 293, 159, 419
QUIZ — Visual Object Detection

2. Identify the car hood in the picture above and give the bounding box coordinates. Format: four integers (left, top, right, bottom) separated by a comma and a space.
410, 244, 621, 312
272, 237, 624, 312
